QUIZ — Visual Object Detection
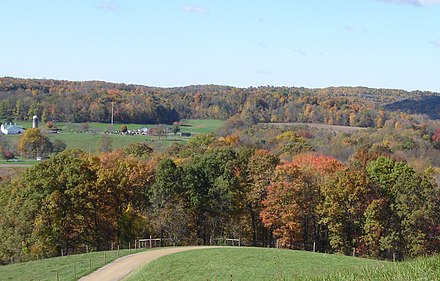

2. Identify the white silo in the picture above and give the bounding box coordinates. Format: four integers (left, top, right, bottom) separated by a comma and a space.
32, 116, 39, 128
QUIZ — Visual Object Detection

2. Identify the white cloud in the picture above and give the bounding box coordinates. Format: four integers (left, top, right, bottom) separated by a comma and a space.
376, 0, 440, 6
182, 4, 209, 14
294, 49, 306, 56
98, 1, 118, 11
256, 42, 267, 48
256, 69, 273, 75
431, 38, 440, 47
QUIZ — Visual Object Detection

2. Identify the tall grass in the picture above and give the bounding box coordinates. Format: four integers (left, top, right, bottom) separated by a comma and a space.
315, 254, 440, 281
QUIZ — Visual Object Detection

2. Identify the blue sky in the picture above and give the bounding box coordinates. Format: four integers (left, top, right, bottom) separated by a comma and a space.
1, 0, 439, 91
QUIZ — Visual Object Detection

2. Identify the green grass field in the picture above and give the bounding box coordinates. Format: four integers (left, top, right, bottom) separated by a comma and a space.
0, 248, 148, 281
1, 247, 437, 281
125, 247, 388, 281
3, 119, 224, 154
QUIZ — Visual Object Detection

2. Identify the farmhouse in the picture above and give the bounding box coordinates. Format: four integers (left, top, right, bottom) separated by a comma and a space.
0, 123, 24, 135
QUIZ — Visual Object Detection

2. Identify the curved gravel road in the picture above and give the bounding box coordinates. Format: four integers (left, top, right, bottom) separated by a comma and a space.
79, 246, 219, 281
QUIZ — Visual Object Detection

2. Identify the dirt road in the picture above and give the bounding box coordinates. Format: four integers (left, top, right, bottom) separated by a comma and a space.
79, 246, 219, 281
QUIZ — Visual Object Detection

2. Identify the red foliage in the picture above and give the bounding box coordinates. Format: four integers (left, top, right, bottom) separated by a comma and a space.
290, 153, 344, 175
432, 128, 440, 143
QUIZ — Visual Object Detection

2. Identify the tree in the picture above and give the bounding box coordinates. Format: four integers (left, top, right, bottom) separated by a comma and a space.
320, 170, 370, 255
171, 122, 180, 135
96, 150, 154, 244
17, 128, 53, 158
261, 154, 344, 250
46, 121, 54, 129
246, 149, 279, 246
124, 142, 153, 158
41, 109, 48, 123
97, 134, 113, 152
81, 123, 89, 132
181, 147, 241, 244
432, 128, 440, 149
148, 158, 193, 242
2, 150, 15, 161
52, 139, 67, 154
365, 156, 440, 259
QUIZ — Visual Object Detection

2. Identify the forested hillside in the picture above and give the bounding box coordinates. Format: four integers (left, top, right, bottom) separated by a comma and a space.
1, 77, 440, 265
1, 132, 439, 264
1, 77, 439, 126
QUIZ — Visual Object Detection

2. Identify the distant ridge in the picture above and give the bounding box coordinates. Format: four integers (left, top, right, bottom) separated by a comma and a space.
385, 95, 440, 119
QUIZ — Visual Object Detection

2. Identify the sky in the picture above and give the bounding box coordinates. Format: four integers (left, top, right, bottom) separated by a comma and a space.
1, 0, 440, 91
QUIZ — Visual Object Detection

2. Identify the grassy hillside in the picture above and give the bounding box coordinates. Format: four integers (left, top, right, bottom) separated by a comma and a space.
0, 246, 437, 281
125, 247, 387, 281
0, 248, 148, 281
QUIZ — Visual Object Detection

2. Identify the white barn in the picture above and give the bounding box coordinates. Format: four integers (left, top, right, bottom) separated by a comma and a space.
1, 123, 24, 135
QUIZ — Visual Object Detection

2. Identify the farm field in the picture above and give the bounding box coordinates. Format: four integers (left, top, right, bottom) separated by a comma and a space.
2, 119, 224, 154
261, 122, 367, 134
126, 247, 387, 281
0, 248, 149, 281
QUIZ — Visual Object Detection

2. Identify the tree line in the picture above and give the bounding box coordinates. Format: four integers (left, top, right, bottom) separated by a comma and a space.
0, 133, 438, 264
1, 77, 439, 126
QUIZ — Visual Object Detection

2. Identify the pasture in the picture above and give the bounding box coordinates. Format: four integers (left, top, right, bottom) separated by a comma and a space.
2, 119, 224, 154
0, 248, 148, 281
126, 247, 387, 281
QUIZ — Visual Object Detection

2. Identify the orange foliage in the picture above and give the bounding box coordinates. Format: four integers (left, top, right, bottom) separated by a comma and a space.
290, 153, 344, 175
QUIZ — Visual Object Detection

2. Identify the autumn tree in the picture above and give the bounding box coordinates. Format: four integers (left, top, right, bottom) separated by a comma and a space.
96, 150, 154, 244
261, 154, 344, 250
432, 128, 440, 149
97, 134, 113, 152
320, 169, 370, 255
245, 149, 279, 246
124, 142, 153, 158
17, 128, 53, 158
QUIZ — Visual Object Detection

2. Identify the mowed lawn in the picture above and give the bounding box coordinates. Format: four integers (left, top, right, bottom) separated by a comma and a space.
125, 247, 388, 281
0, 248, 149, 281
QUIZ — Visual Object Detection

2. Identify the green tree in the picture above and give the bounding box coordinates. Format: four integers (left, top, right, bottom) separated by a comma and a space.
14, 99, 22, 120
365, 156, 440, 259
41, 108, 48, 123
171, 122, 180, 135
